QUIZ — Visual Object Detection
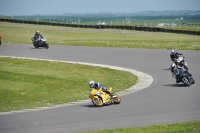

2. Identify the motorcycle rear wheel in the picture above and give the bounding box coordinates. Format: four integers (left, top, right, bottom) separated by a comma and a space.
92, 97, 103, 107
113, 94, 121, 104
191, 77, 195, 84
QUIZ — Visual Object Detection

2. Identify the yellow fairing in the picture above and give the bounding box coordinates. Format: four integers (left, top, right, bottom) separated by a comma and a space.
89, 88, 111, 104
108, 87, 112, 92
88, 87, 120, 107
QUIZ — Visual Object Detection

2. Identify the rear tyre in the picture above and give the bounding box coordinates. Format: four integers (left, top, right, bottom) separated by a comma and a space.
191, 78, 195, 84
92, 97, 103, 107
113, 94, 121, 104
0, 40, 2, 45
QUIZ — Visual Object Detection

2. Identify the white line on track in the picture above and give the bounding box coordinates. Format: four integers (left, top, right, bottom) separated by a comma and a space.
0, 56, 154, 115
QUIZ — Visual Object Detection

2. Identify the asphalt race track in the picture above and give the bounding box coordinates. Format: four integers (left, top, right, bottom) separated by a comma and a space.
0, 44, 200, 133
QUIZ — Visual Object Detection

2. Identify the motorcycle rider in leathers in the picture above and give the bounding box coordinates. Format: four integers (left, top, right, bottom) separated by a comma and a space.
33, 31, 43, 46
88, 80, 116, 98
170, 50, 183, 62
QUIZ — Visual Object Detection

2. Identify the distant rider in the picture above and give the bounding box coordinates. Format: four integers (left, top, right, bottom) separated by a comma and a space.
33, 31, 43, 45
88, 80, 115, 98
170, 50, 183, 62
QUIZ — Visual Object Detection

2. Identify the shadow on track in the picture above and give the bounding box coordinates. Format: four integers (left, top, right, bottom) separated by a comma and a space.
30, 47, 45, 49
81, 104, 98, 108
163, 83, 189, 87
163, 68, 171, 70
81, 104, 114, 108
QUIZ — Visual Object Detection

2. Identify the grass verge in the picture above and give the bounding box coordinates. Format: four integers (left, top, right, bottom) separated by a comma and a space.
0, 22, 200, 50
83, 121, 200, 133
0, 57, 137, 112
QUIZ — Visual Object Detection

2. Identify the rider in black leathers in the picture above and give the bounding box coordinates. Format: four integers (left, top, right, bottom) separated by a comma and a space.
33, 31, 43, 46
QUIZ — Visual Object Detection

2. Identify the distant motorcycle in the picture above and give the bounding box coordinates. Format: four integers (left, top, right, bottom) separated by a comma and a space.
171, 63, 195, 86
31, 36, 49, 49
0, 35, 2, 45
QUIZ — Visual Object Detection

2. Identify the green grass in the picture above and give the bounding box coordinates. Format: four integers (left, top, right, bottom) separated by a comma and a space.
0, 22, 199, 132
83, 121, 200, 133
0, 57, 137, 112
0, 22, 200, 50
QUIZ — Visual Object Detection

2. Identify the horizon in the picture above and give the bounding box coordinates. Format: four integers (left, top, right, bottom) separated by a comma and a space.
1, 10, 200, 17
0, 0, 200, 16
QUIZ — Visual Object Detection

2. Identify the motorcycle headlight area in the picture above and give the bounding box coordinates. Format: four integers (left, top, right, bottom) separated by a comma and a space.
95, 92, 102, 96
174, 69, 180, 75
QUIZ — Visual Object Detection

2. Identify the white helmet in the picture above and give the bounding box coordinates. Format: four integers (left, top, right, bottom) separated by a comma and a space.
36, 31, 40, 34
88, 80, 95, 88
171, 50, 176, 55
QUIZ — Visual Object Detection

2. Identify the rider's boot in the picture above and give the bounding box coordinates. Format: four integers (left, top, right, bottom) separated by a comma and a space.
176, 78, 180, 83
106, 91, 116, 98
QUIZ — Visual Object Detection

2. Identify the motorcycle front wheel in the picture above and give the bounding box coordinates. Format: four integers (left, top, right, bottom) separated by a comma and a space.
33, 43, 38, 48
182, 76, 191, 86
92, 97, 103, 107
45, 43, 49, 49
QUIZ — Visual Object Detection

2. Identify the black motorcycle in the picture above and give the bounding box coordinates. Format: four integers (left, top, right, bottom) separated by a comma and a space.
31, 36, 49, 49
171, 63, 195, 86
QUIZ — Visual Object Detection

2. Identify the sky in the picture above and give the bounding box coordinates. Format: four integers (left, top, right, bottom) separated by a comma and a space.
0, 0, 200, 16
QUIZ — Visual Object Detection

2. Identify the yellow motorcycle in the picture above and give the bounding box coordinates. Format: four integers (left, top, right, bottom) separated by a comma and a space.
88, 87, 121, 107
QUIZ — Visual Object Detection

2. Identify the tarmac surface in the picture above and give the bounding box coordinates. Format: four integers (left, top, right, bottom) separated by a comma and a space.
0, 44, 200, 133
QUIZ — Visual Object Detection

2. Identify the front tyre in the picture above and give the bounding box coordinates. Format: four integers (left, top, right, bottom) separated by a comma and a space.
33, 42, 38, 48
182, 76, 191, 86
45, 43, 49, 49
92, 97, 103, 107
